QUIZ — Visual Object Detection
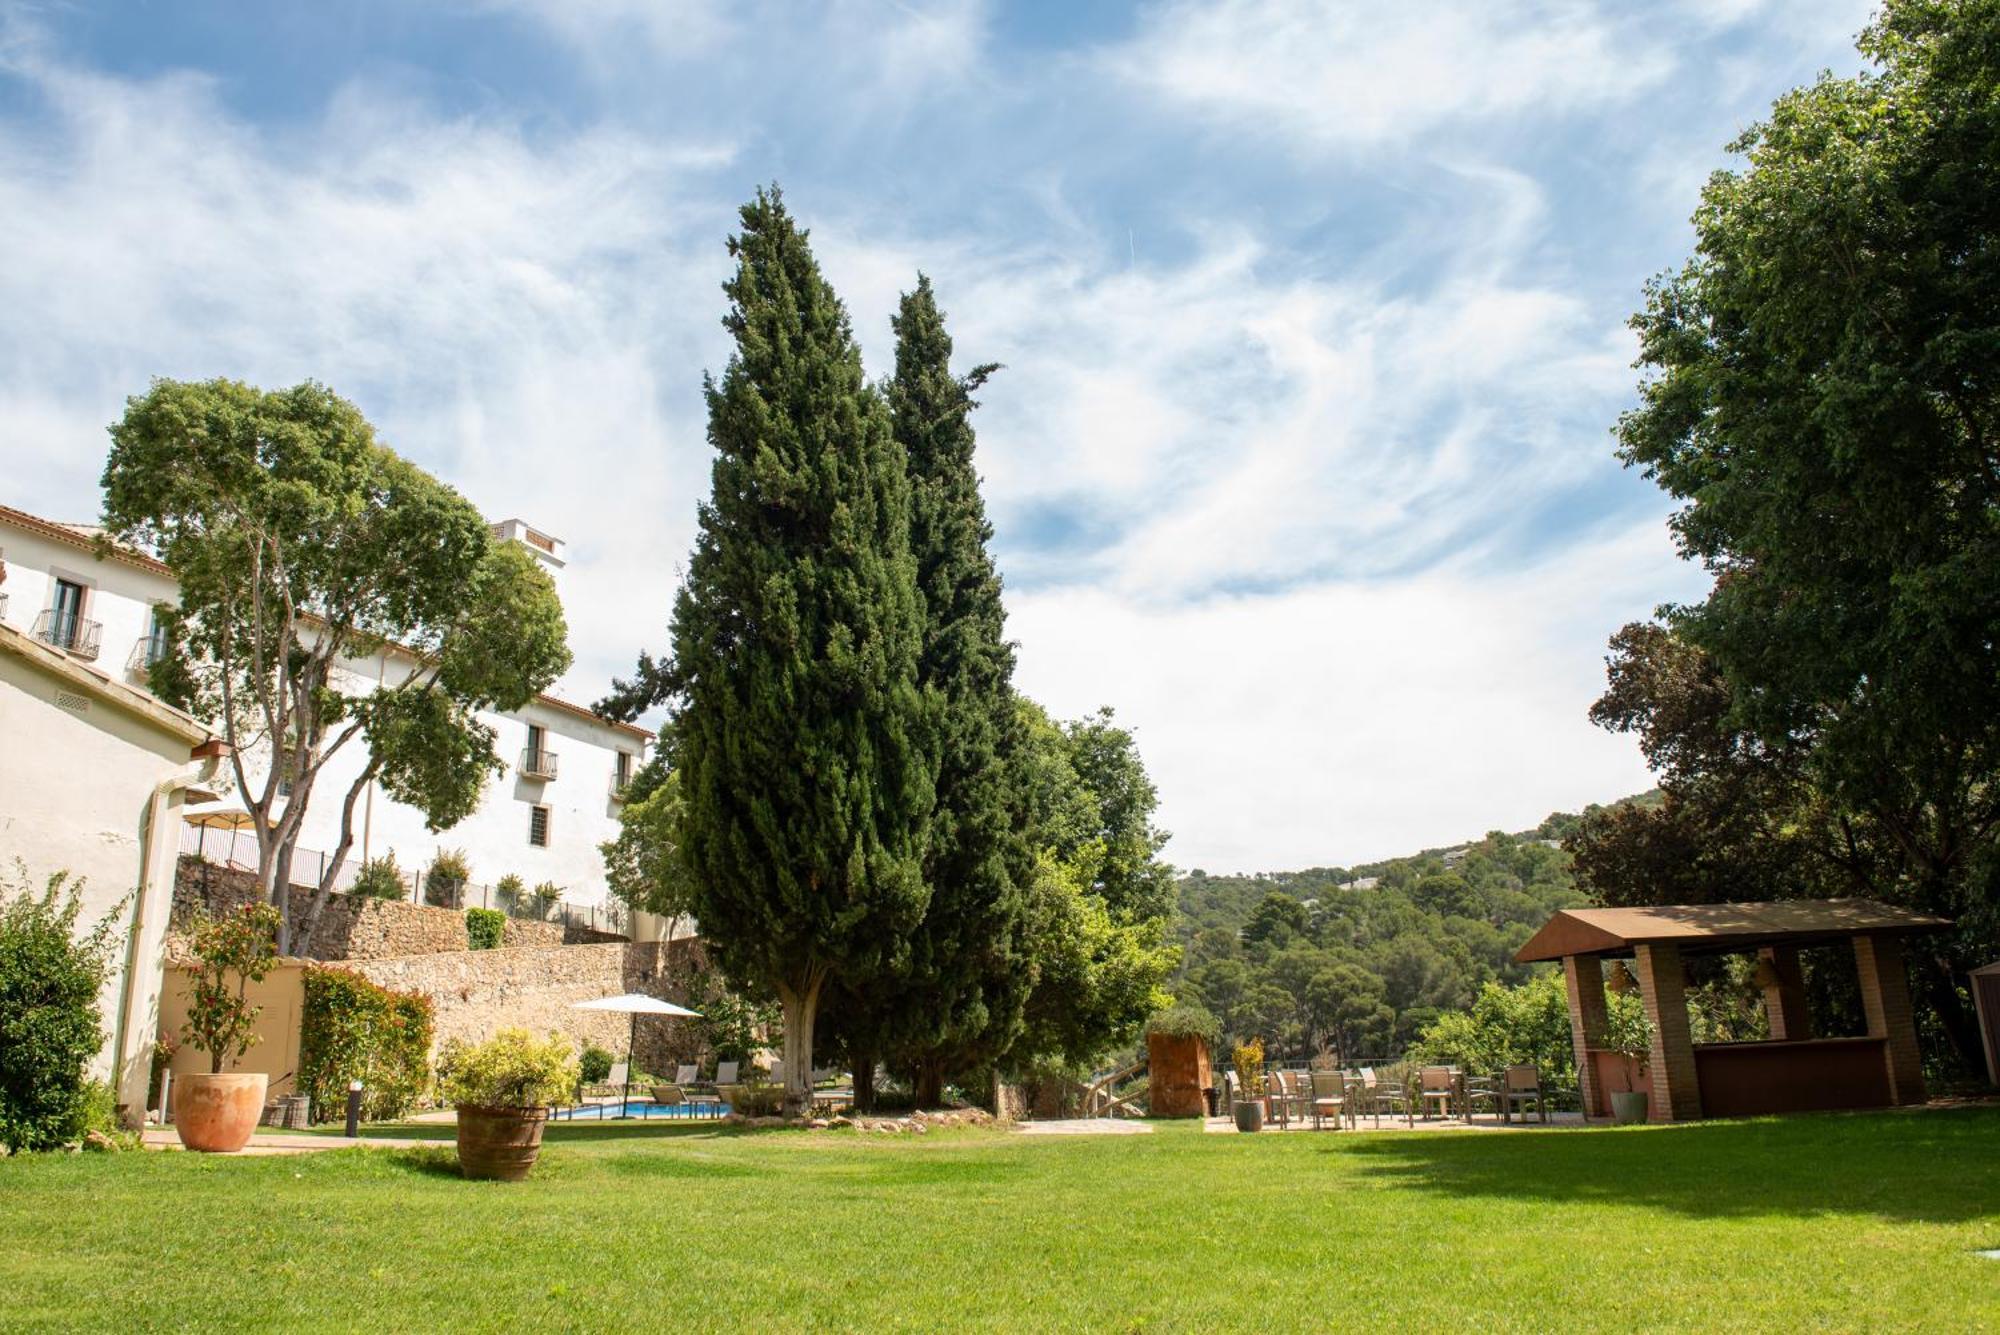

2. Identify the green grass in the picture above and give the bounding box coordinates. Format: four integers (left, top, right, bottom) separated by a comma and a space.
4, 1109, 1998, 1331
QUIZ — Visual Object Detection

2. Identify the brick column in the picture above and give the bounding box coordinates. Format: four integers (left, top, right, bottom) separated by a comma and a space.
1633, 943, 1703, 1122
1758, 945, 1813, 1041
1563, 955, 1610, 1118
1854, 934, 1926, 1106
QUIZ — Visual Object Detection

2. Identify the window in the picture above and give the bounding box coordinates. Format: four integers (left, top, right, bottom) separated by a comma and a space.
50, 578, 85, 650
527, 723, 545, 753
615, 751, 632, 788
528, 805, 550, 847
143, 607, 171, 665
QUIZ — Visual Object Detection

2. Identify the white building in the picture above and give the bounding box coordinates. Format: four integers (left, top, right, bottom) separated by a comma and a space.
0, 502, 650, 911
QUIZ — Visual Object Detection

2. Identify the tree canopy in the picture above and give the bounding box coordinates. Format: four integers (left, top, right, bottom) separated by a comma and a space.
102, 378, 570, 951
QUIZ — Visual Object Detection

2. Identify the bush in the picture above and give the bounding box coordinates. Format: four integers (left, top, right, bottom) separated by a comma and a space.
0, 865, 125, 1152
177, 903, 281, 1074
579, 1044, 614, 1085
1145, 1004, 1220, 1045
423, 848, 471, 909
349, 854, 407, 902
465, 907, 505, 951
1231, 1038, 1265, 1098
438, 1029, 577, 1109
493, 874, 527, 915
530, 882, 563, 920
298, 966, 434, 1123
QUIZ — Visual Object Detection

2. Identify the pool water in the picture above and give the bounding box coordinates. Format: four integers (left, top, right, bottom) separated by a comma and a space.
550, 1099, 730, 1121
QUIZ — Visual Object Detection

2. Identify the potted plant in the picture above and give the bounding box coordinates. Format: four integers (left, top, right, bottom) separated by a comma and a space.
1231, 1038, 1267, 1133
174, 903, 281, 1153
1604, 1001, 1653, 1125
1144, 1005, 1219, 1118
440, 1028, 578, 1181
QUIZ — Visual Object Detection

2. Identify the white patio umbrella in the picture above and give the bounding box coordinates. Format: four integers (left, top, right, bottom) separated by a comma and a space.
570, 993, 702, 1108
182, 798, 257, 868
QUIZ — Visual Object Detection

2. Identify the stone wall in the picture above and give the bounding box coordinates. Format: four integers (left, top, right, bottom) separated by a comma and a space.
170, 856, 569, 962
344, 937, 711, 1075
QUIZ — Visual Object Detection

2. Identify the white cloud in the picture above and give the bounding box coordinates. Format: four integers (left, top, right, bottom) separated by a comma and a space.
1012, 518, 1710, 870
1105, 0, 1674, 152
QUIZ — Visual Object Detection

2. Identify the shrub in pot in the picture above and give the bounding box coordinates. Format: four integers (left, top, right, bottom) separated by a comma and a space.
1231, 1038, 1266, 1133
440, 1029, 578, 1181
175, 903, 281, 1152
1604, 999, 1653, 1125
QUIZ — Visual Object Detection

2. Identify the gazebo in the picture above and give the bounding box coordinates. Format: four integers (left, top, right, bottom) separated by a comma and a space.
1515, 899, 1951, 1122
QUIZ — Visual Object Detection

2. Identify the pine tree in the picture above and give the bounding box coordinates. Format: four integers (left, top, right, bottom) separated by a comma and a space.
671, 188, 934, 1114
834, 276, 1030, 1108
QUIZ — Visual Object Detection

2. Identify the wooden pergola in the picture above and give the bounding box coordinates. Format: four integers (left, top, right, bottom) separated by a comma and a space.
1516, 899, 1951, 1122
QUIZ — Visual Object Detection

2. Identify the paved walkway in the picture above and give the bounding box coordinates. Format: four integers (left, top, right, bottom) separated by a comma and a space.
1203, 1110, 1586, 1134
141, 1128, 421, 1156
1015, 1118, 1153, 1136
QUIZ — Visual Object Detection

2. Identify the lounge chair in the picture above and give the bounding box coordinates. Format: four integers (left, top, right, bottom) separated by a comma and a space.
1309, 1069, 1347, 1130
713, 1060, 740, 1087
767, 1059, 784, 1088
674, 1064, 699, 1086
582, 1061, 629, 1100
1418, 1066, 1458, 1120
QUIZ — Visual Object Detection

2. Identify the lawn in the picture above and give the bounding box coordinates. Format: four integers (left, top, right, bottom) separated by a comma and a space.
3, 1109, 1998, 1331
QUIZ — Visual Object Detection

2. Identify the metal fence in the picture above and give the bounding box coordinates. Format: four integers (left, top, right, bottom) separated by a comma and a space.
177, 823, 628, 936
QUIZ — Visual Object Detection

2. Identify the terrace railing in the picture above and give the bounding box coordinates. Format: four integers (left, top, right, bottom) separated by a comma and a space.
33, 608, 102, 660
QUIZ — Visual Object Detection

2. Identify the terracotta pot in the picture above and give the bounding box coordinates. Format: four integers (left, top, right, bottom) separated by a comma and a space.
455, 1105, 550, 1181
1233, 1100, 1266, 1133
1611, 1090, 1650, 1125
174, 1072, 269, 1153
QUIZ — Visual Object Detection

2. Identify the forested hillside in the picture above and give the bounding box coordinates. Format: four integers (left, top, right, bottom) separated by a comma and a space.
1169, 798, 1654, 1061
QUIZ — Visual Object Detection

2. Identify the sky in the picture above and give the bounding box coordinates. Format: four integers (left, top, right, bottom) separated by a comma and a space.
0, 0, 1880, 872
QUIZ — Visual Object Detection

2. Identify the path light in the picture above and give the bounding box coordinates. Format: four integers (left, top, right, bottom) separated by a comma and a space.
346, 1080, 364, 1138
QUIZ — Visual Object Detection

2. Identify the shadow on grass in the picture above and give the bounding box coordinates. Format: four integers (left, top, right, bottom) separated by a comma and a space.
1333, 1105, 2000, 1225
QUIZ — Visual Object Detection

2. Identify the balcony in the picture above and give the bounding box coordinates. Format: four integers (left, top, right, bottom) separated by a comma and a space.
127, 636, 170, 679
0, 590, 8, 623
33, 609, 102, 661
609, 771, 633, 801
519, 747, 560, 781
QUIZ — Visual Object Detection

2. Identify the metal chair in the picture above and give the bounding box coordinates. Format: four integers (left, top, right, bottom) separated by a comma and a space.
1309, 1069, 1347, 1130
1418, 1065, 1458, 1120
1496, 1064, 1548, 1124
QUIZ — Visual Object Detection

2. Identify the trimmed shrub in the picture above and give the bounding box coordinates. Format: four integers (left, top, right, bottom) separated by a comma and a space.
579, 1044, 614, 1085
299, 966, 435, 1123
0, 866, 125, 1151
349, 853, 407, 901
465, 907, 505, 951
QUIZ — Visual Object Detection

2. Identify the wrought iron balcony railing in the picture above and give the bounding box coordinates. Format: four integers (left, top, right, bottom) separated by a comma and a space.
33, 608, 102, 660
520, 747, 560, 780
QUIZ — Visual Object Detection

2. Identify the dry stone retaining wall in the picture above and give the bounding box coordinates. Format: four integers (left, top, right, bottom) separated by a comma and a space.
169, 856, 568, 962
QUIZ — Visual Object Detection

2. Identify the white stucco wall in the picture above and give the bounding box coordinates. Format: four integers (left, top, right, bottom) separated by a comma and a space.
0, 635, 210, 1117
0, 508, 647, 909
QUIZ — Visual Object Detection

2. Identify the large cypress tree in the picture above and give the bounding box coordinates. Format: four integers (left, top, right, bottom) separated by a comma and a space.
671, 188, 934, 1114
839, 277, 1029, 1107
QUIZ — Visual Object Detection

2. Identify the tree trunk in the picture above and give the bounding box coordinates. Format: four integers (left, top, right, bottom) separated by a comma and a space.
776, 973, 824, 1118
913, 1058, 945, 1110
851, 1054, 876, 1113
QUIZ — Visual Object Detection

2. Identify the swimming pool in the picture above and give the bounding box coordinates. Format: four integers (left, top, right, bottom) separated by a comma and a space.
550, 1099, 731, 1121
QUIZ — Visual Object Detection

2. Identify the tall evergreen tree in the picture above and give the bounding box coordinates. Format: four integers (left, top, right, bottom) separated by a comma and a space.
671, 188, 934, 1113
831, 277, 1027, 1107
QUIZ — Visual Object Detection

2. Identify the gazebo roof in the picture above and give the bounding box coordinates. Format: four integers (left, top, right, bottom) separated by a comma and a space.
1515, 898, 1951, 964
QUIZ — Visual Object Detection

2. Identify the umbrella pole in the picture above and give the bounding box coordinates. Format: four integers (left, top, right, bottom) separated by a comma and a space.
626, 1009, 636, 1112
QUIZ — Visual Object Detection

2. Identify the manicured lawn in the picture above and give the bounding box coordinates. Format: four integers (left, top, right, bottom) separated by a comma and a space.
4, 1109, 1998, 1330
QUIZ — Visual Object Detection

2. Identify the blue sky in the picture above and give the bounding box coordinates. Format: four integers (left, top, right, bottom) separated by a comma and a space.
0, 0, 1878, 870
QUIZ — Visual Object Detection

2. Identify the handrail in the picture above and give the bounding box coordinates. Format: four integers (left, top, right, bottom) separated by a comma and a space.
33, 608, 102, 660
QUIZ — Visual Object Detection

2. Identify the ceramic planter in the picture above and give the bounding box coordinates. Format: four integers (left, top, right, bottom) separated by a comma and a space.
1233, 1099, 1266, 1133
455, 1104, 551, 1181
174, 1072, 269, 1153
1610, 1090, 1650, 1125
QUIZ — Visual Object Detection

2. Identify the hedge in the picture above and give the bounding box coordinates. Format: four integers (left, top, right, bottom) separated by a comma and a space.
298, 966, 434, 1123
465, 907, 505, 951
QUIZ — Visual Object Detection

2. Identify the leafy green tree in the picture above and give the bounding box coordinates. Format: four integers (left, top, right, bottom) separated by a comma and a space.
669, 188, 936, 1113
848, 277, 1024, 1107
1306, 962, 1395, 1063
1242, 891, 1309, 948
1614, 2, 2000, 1061
599, 767, 699, 937
0, 867, 125, 1151
1412, 970, 1582, 1086
102, 378, 570, 951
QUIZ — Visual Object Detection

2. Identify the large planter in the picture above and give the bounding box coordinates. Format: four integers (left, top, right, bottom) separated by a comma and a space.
1233, 1099, 1266, 1134
1610, 1091, 1650, 1125
175, 1072, 268, 1153
724, 1083, 784, 1116
455, 1104, 551, 1181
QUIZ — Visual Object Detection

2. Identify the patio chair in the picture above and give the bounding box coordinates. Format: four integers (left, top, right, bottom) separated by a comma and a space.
1360, 1068, 1414, 1127
1309, 1069, 1347, 1130
1418, 1066, 1458, 1120
713, 1060, 740, 1087
1496, 1064, 1548, 1124
582, 1061, 629, 1100
1274, 1069, 1311, 1128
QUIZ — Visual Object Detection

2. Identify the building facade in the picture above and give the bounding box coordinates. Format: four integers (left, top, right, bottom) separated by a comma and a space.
0, 503, 649, 911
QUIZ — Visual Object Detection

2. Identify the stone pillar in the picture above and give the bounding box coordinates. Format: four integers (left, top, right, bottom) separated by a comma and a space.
1633, 942, 1703, 1122
1854, 934, 1926, 1106
1758, 945, 1813, 1041
1563, 955, 1610, 1118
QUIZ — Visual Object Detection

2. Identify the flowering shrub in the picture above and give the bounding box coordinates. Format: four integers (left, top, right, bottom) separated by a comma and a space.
1231, 1038, 1265, 1099
298, 966, 435, 1123
438, 1029, 577, 1109
179, 903, 281, 1074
